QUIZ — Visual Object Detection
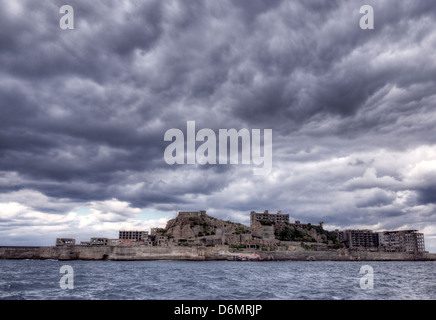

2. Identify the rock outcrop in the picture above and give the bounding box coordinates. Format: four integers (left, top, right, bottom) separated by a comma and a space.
163, 211, 250, 240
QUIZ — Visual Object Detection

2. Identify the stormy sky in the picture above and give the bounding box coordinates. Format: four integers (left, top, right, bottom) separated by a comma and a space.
1, 0, 436, 251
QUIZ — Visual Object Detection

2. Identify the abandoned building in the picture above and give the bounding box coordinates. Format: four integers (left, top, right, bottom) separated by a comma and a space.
119, 230, 149, 241
250, 210, 290, 227
55, 238, 75, 246
335, 229, 426, 253
378, 230, 426, 254
335, 229, 379, 249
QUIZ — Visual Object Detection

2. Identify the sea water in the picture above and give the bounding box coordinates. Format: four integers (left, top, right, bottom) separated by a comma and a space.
0, 260, 435, 300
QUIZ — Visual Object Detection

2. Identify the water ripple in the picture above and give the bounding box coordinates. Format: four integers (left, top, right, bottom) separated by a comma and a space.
0, 260, 435, 299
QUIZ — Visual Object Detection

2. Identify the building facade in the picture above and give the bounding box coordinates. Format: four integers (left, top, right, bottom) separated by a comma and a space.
336, 229, 379, 249
335, 229, 426, 253
119, 230, 149, 241
379, 230, 425, 253
250, 210, 290, 227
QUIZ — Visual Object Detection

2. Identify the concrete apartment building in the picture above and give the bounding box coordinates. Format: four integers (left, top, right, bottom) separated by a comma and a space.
119, 230, 149, 241
336, 229, 379, 249
335, 229, 426, 253
379, 230, 425, 254
250, 210, 290, 227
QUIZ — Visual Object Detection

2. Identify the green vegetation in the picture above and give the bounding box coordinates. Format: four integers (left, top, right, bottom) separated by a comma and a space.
271, 221, 341, 245
311, 225, 341, 244
275, 224, 316, 242
188, 216, 217, 236
259, 220, 274, 226
189, 217, 208, 228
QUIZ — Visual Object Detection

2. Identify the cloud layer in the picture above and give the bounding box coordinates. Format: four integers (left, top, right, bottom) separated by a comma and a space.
1, 0, 436, 250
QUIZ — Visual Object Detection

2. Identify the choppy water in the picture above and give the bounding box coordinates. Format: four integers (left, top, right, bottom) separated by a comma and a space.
0, 260, 435, 300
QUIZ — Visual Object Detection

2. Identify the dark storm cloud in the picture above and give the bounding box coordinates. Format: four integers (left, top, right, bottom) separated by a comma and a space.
416, 186, 436, 205
0, 1, 164, 80
1, 0, 436, 249
354, 189, 396, 208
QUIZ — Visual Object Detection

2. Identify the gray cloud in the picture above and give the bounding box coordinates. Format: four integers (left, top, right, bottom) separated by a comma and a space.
1, 0, 436, 250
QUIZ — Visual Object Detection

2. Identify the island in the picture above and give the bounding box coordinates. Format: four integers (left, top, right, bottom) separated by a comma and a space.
1, 210, 435, 261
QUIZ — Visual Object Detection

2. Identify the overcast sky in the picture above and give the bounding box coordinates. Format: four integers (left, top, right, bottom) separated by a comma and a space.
1, 0, 436, 251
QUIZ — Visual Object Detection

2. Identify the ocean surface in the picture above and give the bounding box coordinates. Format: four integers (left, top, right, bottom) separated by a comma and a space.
0, 260, 435, 300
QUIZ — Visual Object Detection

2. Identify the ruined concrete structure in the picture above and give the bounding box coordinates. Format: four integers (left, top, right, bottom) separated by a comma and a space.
250, 210, 289, 227
80, 238, 111, 246
251, 223, 275, 240
335, 229, 426, 253
337, 229, 379, 249
119, 230, 149, 240
379, 230, 425, 254
56, 238, 75, 246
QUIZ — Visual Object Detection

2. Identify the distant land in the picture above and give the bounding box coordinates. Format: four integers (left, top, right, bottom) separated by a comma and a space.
1, 210, 435, 261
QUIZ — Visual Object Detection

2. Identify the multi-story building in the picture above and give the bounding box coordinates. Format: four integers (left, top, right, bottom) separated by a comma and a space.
336, 229, 379, 249
335, 230, 345, 242
250, 210, 289, 227
335, 228, 426, 253
119, 230, 149, 241
378, 230, 425, 253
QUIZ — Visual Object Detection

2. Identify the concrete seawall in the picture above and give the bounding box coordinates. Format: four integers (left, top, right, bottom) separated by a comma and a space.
0, 246, 210, 261
1, 245, 436, 261
257, 250, 436, 261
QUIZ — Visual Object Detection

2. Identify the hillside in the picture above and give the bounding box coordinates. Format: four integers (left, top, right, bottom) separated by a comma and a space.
159, 211, 342, 250
273, 221, 341, 245
162, 211, 250, 239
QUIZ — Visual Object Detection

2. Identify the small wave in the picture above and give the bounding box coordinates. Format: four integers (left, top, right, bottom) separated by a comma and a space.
0, 260, 435, 299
